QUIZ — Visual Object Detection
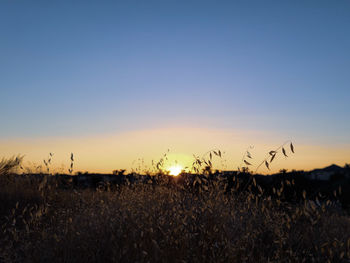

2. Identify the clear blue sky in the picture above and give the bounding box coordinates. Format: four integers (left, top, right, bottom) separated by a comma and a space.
1, 1, 350, 146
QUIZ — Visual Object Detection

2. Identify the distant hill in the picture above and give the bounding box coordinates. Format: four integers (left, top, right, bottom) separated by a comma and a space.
308, 164, 348, 181
311, 164, 343, 173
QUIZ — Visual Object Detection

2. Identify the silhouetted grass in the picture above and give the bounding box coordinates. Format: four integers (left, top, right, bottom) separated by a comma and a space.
1, 156, 350, 263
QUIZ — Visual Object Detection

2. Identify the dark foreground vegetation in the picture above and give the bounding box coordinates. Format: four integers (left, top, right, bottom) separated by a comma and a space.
1, 157, 350, 263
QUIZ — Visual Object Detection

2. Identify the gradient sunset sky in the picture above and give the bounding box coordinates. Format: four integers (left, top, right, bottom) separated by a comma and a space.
1, 1, 349, 173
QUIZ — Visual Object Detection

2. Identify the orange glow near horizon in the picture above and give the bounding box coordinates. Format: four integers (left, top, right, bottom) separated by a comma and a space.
0, 127, 349, 174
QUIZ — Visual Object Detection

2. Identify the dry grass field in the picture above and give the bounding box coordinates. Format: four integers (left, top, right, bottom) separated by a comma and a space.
1, 156, 350, 263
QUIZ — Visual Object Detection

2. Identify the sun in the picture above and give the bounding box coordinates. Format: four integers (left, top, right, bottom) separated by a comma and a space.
168, 165, 183, 176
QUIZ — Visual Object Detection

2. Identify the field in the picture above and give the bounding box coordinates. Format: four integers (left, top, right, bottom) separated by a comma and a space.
1, 157, 350, 263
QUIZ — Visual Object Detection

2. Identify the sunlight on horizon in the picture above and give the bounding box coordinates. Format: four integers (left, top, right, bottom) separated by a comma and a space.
167, 164, 183, 176
0, 126, 349, 174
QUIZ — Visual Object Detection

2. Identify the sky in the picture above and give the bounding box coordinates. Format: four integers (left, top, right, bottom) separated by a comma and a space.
1, 1, 349, 173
